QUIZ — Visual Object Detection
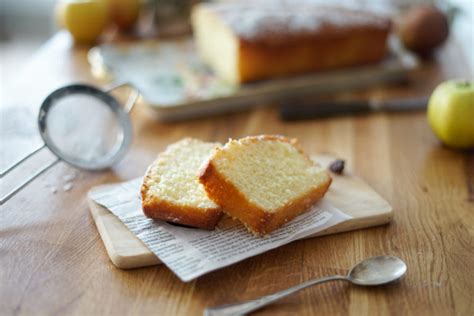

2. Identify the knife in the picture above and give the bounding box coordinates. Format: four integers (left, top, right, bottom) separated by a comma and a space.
279, 96, 430, 121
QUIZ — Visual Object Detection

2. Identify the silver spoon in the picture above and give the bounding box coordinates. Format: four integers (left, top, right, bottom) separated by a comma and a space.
204, 255, 407, 316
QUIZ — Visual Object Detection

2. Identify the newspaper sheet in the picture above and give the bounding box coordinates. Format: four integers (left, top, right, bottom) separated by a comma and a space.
90, 179, 351, 282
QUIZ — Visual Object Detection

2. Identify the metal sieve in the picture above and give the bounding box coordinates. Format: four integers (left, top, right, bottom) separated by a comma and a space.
0, 83, 139, 204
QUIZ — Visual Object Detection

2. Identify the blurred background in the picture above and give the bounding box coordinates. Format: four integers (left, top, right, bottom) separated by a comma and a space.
0, 0, 472, 153
0, 0, 472, 86
0, 0, 474, 82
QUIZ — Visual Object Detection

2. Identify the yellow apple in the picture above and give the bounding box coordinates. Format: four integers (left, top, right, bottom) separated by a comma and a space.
427, 80, 474, 149
55, 1, 66, 28
107, 0, 140, 31
60, 0, 109, 44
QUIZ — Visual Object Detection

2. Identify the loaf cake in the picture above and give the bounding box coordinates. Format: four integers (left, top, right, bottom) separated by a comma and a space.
191, 1, 391, 84
141, 138, 223, 229
199, 135, 332, 235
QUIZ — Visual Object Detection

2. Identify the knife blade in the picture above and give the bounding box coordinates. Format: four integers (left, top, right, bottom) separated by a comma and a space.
279, 96, 429, 121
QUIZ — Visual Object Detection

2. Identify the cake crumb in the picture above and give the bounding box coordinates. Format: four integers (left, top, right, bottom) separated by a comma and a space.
329, 159, 345, 174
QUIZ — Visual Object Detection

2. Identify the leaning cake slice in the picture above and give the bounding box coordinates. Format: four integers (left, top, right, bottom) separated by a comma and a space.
141, 138, 222, 229
199, 135, 332, 235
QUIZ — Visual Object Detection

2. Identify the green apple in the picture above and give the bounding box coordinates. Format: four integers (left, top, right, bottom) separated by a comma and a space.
427, 80, 474, 149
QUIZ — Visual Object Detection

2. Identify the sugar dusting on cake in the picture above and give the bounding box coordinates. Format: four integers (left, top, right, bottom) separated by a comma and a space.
203, 0, 392, 42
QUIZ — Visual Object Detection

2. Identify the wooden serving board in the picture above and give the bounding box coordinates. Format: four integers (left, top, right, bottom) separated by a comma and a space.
88, 155, 393, 269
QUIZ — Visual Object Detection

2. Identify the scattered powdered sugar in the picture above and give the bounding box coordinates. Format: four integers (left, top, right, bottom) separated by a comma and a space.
63, 182, 73, 192
45, 183, 58, 194
204, 0, 392, 42
62, 170, 79, 192
46, 170, 81, 194
63, 171, 78, 182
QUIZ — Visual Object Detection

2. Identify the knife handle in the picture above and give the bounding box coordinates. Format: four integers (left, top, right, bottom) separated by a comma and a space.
279, 100, 370, 121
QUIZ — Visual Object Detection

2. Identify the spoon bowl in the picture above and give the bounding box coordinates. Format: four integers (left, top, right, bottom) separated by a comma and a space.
347, 255, 407, 286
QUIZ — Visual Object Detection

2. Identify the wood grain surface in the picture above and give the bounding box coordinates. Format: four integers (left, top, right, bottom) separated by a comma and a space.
1, 31, 473, 316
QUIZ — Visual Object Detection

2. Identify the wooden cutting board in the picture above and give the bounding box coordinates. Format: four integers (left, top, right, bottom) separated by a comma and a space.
88, 155, 393, 269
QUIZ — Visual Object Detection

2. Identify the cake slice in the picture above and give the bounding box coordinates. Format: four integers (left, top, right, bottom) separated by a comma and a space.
191, 1, 391, 84
199, 135, 332, 235
141, 138, 223, 229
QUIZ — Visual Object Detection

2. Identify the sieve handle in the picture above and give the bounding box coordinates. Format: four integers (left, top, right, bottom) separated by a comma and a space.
0, 143, 46, 177
104, 82, 140, 113
104, 82, 128, 92
0, 158, 60, 205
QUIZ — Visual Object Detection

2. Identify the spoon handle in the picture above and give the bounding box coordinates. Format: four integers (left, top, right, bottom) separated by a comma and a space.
204, 275, 347, 316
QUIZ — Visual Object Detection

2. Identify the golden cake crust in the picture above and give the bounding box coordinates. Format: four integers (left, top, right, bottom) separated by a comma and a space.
238, 28, 389, 82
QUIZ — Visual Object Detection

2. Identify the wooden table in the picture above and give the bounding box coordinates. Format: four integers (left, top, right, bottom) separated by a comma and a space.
1, 32, 473, 315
